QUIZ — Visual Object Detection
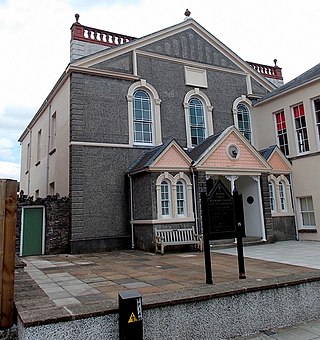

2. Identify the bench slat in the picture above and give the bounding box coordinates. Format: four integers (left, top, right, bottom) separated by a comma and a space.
154, 227, 203, 255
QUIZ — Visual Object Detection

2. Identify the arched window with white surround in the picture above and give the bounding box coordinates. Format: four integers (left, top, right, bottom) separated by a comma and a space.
279, 180, 287, 212
237, 103, 252, 143
156, 172, 194, 221
268, 181, 276, 213
160, 181, 171, 218
189, 98, 206, 147
176, 180, 185, 217
233, 96, 253, 144
127, 80, 162, 146
183, 88, 213, 149
133, 90, 153, 144
268, 174, 293, 216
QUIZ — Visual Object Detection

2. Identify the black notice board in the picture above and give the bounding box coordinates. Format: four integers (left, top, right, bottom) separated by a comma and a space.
207, 180, 236, 240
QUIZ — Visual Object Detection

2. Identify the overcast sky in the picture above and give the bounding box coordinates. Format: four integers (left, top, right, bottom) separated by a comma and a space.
0, 0, 319, 181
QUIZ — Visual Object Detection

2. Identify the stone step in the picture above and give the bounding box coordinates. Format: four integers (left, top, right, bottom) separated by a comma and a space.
209, 237, 265, 250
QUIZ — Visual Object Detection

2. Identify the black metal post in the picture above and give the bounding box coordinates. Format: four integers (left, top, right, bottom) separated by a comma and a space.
200, 192, 213, 284
233, 189, 246, 279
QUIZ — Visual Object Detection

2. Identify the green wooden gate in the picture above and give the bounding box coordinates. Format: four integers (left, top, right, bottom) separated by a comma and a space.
22, 207, 44, 256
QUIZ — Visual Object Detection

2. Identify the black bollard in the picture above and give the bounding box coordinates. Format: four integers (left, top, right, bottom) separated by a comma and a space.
233, 189, 246, 279
236, 222, 246, 279
200, 192, 213, 284
119, 290, 143, 340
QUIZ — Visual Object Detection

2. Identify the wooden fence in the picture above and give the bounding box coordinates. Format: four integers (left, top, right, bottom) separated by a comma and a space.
0, 179, 17, 328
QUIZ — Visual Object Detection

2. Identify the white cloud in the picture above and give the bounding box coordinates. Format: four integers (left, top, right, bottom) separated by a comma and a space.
0, 161, 20, 181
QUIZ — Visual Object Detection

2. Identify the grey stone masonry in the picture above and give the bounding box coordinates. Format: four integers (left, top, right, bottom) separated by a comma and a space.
260, 173, 274, 241
140, 29, 242, 71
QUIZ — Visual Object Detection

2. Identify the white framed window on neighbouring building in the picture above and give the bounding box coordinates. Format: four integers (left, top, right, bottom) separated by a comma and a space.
293, 103, 309, 154
299, 196, 316, 228
274, 110, 289, 156
313, 98, 320, 145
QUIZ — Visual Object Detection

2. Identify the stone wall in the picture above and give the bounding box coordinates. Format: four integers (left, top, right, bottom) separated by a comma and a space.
16, 195, 70, 255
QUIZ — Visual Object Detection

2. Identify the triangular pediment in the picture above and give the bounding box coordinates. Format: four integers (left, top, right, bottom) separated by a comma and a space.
152, 141, 191, 170
267, 148, 292, 174
194, 126, 272, 174
71, 19, 275, 92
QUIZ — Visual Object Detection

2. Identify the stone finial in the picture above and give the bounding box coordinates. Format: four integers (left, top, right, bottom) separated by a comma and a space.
273, 59, 278, 67
184, 9, 191, 17
75, 13, 80, 23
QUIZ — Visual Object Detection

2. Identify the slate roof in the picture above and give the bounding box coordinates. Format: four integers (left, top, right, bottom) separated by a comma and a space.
188, 132, 222, 162
255, 63, 320, 105
128, 139, 176, 174
259, 145, 277, 160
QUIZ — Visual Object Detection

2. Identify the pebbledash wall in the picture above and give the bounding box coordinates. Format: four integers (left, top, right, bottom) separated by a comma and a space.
68, 35, 269, 253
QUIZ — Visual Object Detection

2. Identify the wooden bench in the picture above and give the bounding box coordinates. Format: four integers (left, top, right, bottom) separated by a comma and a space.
154, 226, 203, 255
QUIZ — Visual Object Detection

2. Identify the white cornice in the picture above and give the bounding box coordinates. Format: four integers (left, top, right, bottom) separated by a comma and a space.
67, 65, 140, 81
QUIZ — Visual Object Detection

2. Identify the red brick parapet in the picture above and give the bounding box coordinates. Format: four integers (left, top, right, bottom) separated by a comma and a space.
247, 59, 283, 80
70, 14, 136, 47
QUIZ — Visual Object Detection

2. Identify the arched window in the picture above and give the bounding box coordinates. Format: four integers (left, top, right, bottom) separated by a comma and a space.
183, 89, 213, 149
268, 181, 276, 213
156, 172, 194, 221
160, 181, 170, 217
189, 98, 206, 147
133, 90, 153, 144
237, 103, 252, 143
127, 80, 162, 146
279, 181, 287, 212
176, 180, 185, 216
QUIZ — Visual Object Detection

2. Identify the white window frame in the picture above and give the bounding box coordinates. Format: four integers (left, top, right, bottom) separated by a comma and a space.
298, 196, 316, 229
50, 111, 57, 150
133, 89, 154, 145
156, 172, 194, 221
274, 110, 289, 156
183, 88, 213, 149
278, 180, 287, 212
36, 129, 42, 162
160, 180, 171, 218
268, 180, 276, 213
292, 102, 310, 154
312, 97, 320, 150
268, 174, 293, 216
127, 79, 162, 147
233, 95, 254, 145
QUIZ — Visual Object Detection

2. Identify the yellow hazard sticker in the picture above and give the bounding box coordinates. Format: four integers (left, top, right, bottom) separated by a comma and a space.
128, 312, 138, 323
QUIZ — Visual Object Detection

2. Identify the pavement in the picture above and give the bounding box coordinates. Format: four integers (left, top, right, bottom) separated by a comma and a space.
15, 240, 320, 338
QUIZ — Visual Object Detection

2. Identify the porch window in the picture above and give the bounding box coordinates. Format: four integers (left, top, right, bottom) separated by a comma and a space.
176, 180, 185, 216
268, 181, 276, 213
160, 181, 170, 217
279, 181, 287, 212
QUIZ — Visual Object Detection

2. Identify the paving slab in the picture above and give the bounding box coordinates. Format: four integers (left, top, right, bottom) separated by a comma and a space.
14, 240, 320, 337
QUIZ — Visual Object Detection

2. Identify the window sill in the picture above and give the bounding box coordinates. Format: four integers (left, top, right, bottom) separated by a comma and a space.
35, 161, 41, 167
49, 147, 56, 155
298, 229, 317, 233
